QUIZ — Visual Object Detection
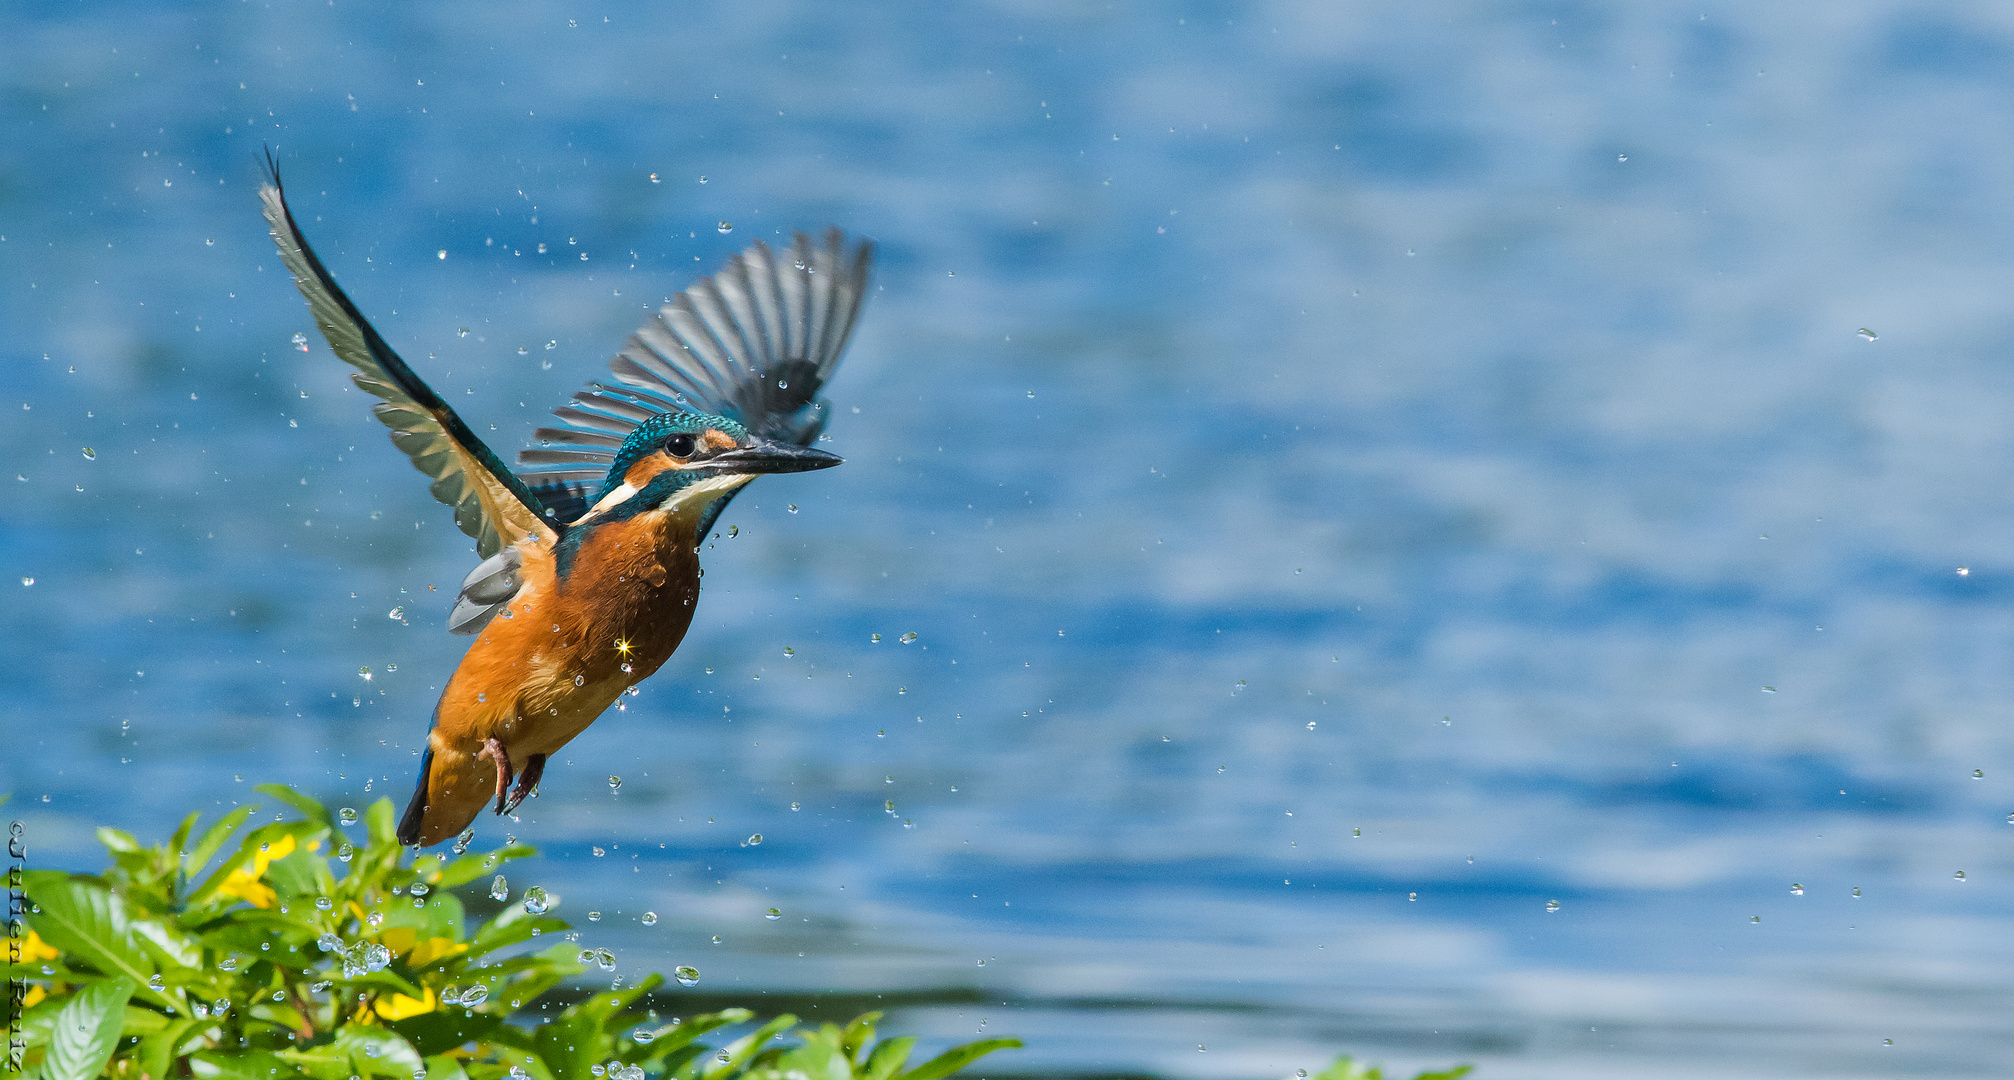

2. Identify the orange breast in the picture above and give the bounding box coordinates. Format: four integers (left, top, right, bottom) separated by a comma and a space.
434, 509, 703, 758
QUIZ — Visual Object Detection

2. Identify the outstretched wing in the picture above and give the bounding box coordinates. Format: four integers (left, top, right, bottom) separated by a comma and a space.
517, 228, 874, 502
259, 159, 558, 560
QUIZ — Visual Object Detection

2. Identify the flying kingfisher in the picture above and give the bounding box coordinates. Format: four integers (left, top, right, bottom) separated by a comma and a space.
259, 163, 872, 847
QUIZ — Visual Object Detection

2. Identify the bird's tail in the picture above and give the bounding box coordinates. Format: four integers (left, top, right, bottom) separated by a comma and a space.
396, 746, 434, 846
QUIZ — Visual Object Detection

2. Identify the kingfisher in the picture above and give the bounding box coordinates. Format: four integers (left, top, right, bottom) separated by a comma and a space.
259, 162, 872, 847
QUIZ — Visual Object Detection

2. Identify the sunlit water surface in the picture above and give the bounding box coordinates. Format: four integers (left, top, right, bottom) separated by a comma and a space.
7, 3, 2014, 1077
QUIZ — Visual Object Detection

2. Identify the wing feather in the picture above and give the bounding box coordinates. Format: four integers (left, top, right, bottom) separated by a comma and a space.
260, 161, 558, 557
517, 228, 874, 485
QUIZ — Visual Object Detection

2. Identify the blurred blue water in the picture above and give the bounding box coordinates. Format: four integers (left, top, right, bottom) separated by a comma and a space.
7, 2, 2014, 1077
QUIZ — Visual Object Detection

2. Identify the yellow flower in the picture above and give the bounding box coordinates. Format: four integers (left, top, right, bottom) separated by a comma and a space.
377, 927, 468, 969
22, 985, 46, 1009
214, 834, 297, 908
18, 930, 60, 963
380, 927, 418, 957
405, 937, 468, 969
373, 985, 437, 1021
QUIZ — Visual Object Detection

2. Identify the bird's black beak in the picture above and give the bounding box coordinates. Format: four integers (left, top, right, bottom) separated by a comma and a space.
703, 439, 843, 475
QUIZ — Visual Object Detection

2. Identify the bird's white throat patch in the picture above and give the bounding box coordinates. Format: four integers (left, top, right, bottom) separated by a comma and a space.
578, 468, 754, 525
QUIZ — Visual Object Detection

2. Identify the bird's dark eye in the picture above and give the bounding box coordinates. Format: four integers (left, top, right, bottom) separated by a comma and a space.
666, 433, 696, 458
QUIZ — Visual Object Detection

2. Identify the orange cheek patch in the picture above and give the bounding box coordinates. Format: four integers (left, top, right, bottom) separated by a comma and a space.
623, 450, 676, 488
702, 429, 737, 452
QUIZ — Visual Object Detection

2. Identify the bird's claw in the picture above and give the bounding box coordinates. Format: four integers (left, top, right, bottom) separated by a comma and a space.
502, 753, 545, 815
479, 737, 514, 815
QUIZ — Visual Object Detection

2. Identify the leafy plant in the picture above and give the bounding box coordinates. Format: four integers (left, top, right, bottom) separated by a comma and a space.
1304, 1054, 1472, 1080
6, 785, 1021, 1080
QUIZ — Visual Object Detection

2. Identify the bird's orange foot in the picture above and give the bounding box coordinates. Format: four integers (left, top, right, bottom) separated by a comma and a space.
502, 753, 545, 815
478, 737, 514, 815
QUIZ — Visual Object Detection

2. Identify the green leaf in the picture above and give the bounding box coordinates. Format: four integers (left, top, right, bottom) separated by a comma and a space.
192, 1049, 303, 1080
366, 797, 398, 847
185, 820, 326, 906
893, 1040, 1022, 1080
22, 872, 167, 1005
702, 1015, 796, 1080
42, 976, 136, 1080
841, 1013, 882, 1063
423, 1053, 473, 1080
184, 803, 257, 880
255, 782, 339, 832
1408, 1069, 1472, 1080
391, 1008, 508, 1057
430, 845, 536, 890
862, 1037, 916, 1080
97, 827, 141, 855
774, 1034, 850, 1080
633, 1010, 752, 1066
137, 1016, 207, 1080
169, 810, 203, 863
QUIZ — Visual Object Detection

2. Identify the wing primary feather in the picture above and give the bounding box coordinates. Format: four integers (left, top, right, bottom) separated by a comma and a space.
260, 155, 558, 557
517, 227, 874, 484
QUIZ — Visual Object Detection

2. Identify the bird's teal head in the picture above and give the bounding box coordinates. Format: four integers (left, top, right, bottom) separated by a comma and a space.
582, 411, 841, 525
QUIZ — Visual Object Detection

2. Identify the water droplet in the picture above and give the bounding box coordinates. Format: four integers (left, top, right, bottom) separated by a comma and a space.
490, 874, 509, 901
1408, 892, 1417, 901
642, 911, 658, 926
1617, 153, 1628, 162
365, 943, 392, 971
697, 176, 708, 184
745, 833, 763, 846
790, 801, 801, 811
461, 983, 489, 1006
387, 606, 405, 621
871, 633, 882, 643
148, 974, 165, 991
1955, 870, 1967, 881
19, 578, 31, 587
1750, 915, 1761, 923
1307, 721, 1317, 730
597, 948, 617, 970
1790, 883, 1803, 895
218, 956, 239, 971
897, 686, 907, 695
787, 504, 798, 514
1760, 686, 1776, 693
716, 221, 732, 234
523, 886, 549, 914
339, 806, 359, 825
1545, 900, 1561, 913
674, 965, 699, 986
537, 243, 548, 254
80, 447, 95, 460
437, 249, 447, 260
293, 332, 310, 351
765, 908, 782, 920
1857, 328, 1877, 341
457, 327, 470, 337
1852, 887, 1862, 898
453, 828, 475, 854
358, 666, 373, 682
410, 881, 429, 897
338, 842, 354, 862
1351, 828, 1361, 837
899, 632, 917, 644
609, 775, 622, 792
1974, 769, 1986, 779
575, 674, 585, 686
316, 897, 334, 912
